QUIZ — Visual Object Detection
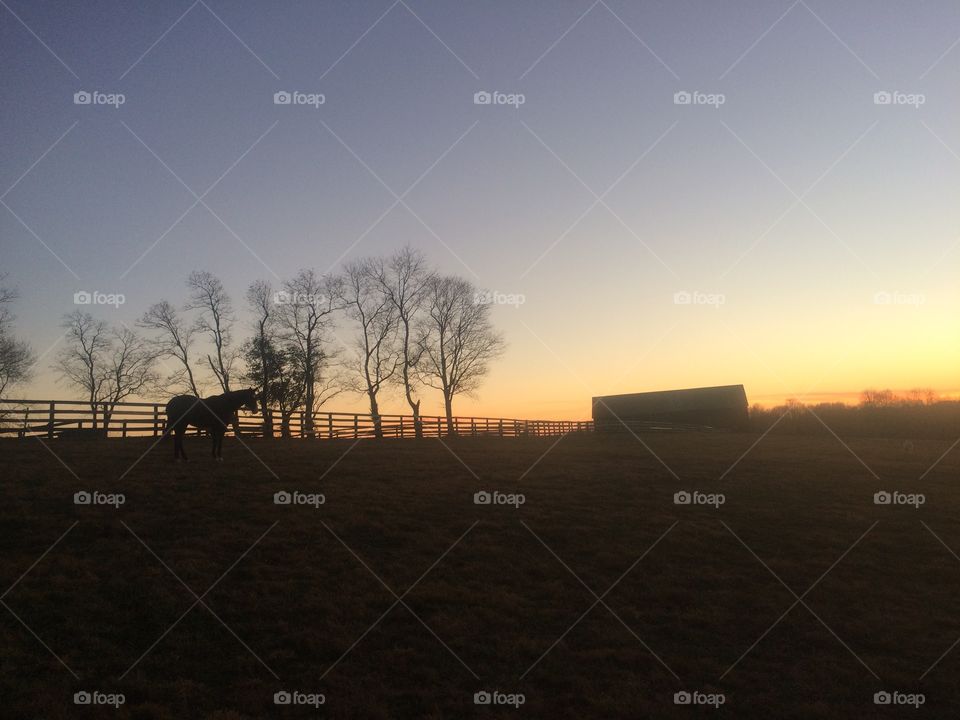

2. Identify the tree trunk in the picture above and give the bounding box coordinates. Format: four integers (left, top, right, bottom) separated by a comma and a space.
444, 393, 454, 437
369, 392, 383, 439
412, 399, 422, 439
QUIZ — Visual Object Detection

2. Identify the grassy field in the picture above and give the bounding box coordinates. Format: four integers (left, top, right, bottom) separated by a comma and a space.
2, 431, 960, 718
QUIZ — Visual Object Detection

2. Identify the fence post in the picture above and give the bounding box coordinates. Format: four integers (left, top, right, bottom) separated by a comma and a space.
47, 402, 55, 439
327, 414, 333, 439
498, 419, 503, 437
122, 421, 128, 438
153, 405, 160, 436
471, 418, 476, 436
353, 414, 359, 439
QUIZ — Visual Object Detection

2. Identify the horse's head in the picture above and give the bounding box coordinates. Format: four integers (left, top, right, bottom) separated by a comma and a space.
238, 388, 258, 414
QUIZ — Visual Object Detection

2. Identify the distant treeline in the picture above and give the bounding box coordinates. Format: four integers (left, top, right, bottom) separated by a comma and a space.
749, 390, 960, 439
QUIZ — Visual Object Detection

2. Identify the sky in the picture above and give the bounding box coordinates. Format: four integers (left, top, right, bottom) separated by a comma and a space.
1, 0, 958, 420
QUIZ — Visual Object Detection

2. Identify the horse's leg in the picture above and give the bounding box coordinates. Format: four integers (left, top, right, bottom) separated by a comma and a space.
176, 426, 188, 461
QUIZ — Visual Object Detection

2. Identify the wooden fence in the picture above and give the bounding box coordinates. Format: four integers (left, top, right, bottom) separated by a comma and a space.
0, 399, 593, 440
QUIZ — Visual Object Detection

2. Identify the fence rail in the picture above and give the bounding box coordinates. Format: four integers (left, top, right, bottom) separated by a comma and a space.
0, 399, 593, 440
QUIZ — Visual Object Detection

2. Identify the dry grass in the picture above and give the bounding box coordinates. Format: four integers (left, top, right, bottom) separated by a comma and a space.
2, 431, 960, 718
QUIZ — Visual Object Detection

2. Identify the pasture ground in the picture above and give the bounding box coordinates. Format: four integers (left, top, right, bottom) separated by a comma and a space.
2, 431, 960, 718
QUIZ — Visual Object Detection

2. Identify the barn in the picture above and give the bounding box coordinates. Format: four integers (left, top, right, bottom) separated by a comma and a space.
592, 384, 749, 431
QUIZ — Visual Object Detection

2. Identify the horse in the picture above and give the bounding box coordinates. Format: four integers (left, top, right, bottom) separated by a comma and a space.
164, 389, 257, 461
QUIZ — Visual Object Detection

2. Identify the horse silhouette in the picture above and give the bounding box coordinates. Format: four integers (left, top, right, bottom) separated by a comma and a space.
164, 389, 257, 461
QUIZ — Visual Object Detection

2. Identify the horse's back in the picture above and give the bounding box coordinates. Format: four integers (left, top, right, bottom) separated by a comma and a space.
166, 395, 199, 422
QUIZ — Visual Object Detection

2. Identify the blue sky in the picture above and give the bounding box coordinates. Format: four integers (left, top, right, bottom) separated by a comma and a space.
2, 1, 959, 417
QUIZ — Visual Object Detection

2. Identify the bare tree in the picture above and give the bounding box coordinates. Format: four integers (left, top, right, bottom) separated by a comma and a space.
418, 276, 505, 435
55, 311, 156, 430
340, 257, 400, 439
379, 247, 431, 437
138, 300, 201, 396
245, 280, 276, 436
0, 280, 34, 398
186, 270, 237, 393
276, 269, 342, 435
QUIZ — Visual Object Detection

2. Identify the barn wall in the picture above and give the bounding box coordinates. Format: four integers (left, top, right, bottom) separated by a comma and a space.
592, 385, 749, 431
